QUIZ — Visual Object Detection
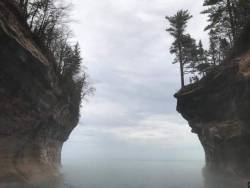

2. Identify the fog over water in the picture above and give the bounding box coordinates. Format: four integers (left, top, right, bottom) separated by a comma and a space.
61, 0, 208, 187
62, 160, 205, 188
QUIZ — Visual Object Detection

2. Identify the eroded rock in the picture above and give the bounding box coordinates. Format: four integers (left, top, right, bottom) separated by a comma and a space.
175, 51, 250, 187
0, 1, 79, 187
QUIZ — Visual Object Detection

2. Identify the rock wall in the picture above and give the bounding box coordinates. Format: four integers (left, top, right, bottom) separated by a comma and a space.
0, 1, 78, 187
175, 50, 250, 187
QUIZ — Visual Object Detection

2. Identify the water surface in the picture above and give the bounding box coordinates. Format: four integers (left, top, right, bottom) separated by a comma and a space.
62, 160, 205, 188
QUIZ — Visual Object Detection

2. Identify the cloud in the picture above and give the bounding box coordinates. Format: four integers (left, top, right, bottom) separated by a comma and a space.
70, 113, 196, 147
108, 114, 197, 147
63, 0, 208, 161
63, 114, 204, 160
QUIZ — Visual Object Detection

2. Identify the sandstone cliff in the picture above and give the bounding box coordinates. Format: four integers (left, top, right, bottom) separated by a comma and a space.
0, 1, 79, 187
175, 25, 250, 188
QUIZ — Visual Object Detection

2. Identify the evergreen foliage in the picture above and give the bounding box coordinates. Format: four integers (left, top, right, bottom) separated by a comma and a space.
166, 10, 212, 86
166, 10, 193, 88
202, 0, 250, 63
166, 0, 250, 86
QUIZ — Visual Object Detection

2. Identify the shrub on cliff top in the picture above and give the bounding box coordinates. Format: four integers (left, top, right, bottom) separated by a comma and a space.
14, 0, 93, 121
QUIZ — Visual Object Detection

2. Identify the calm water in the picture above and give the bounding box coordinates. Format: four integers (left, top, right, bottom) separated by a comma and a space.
62, 160, 205, 188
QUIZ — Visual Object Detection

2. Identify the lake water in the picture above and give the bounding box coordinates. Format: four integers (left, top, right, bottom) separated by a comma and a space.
62, 160, 205, 188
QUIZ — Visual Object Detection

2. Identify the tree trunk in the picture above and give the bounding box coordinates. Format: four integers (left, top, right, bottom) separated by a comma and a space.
180, 61, 185, 88
178, 41, 185, 88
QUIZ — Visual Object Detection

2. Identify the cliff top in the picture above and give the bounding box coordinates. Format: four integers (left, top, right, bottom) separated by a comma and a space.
0, 0, 50, 66
175, 22, 250, 99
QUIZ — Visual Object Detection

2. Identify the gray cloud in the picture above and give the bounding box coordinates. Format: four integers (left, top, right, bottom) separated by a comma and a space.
63, 0, 208, 161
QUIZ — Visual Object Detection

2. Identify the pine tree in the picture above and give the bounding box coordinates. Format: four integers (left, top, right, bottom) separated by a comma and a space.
202, 0, 250, 47
166, 10, 193, 88
182, 35, 199, 76
59, 43, 87, 118
219, 38, 230, 60
202, 0, 236, 45
72, 43, 82, 75
208, 30, 220, 65
196, 40, 210, 76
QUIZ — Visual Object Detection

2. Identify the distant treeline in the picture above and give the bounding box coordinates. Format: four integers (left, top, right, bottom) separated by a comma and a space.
166, 0, 250, 88
15, 0, 93, 121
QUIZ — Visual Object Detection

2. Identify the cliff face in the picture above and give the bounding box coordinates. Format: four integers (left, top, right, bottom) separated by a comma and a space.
0, 1, 78, 187
175, 50, 250, 187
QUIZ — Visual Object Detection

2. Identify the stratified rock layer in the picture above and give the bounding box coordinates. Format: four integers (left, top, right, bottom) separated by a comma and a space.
175, 51, 250, 187
0, 1, 78, 187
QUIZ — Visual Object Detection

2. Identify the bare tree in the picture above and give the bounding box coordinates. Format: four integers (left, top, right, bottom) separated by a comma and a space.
14, 0, 92, 119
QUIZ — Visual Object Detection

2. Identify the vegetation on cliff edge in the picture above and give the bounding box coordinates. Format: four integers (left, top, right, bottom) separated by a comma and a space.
166, 0, 250, 88
14, 0, 93, 122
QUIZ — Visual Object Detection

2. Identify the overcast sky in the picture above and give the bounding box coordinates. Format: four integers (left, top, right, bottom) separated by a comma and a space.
62, 0, 208, 162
